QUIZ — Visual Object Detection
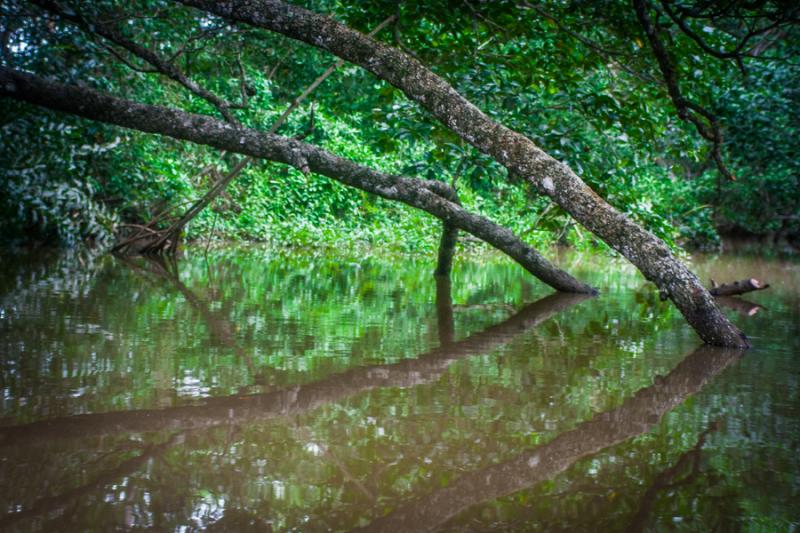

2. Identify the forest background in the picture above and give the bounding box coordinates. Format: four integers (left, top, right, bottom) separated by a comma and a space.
1, 0, 797, 255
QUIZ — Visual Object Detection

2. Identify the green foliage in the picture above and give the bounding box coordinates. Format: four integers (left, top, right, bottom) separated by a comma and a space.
0, 0, 797, 251
0, 108, 119, 246
708, 61, 800, 242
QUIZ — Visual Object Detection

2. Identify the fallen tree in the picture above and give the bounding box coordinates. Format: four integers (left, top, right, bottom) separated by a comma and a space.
175, 0, 748, 347
0, 67, 594, 294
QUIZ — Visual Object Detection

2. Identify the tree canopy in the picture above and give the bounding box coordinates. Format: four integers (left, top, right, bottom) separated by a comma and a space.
2, 0, 797, 250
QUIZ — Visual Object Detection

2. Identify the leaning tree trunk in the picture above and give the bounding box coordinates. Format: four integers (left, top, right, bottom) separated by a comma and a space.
176, 0, 747, 347
0, 67, 594, 295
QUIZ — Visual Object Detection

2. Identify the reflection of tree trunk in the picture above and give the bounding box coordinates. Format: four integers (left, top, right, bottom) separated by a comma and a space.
435, 275, 454, 346
0, 67, 594, 295
0, 433, 180, 529
0, 293, 591, 448
625, 421, 719, 533
356, 345, 743, 533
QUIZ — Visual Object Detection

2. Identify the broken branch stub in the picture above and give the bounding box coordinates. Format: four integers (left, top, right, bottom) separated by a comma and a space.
709, 278, 770, 297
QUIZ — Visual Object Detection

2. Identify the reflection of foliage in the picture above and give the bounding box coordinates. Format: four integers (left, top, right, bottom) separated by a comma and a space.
0, 249, 797, 530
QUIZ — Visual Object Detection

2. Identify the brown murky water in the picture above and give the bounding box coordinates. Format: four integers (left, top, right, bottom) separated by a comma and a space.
0, 247, 798, 531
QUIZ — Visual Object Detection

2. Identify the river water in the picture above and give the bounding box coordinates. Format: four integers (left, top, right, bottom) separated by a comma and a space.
0, 247, 797, 531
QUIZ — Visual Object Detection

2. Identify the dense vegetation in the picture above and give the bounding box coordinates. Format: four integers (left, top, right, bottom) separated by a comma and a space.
1, 0, 798, 253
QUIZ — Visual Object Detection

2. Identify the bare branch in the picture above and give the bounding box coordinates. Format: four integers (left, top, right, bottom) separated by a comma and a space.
98, 41, 158, 73
658, 0, 783, 61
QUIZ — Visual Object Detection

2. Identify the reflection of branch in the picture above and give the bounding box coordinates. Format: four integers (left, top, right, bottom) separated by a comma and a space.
452, 303, 516, 313
0, 293, 591, 447
626, 420, 720, 533
0, 432, 181, 529
116, 255, 264, 380
357, 345, 743, 532
715, 296, 765, 317
312, 438, 376, 503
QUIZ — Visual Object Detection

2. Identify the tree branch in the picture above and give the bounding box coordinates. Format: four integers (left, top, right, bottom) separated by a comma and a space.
521, 2, 660, 84
0, 66, 594, 294
31, 0, 244, 124
174, 0, 747, 347
633, 0, 736, 181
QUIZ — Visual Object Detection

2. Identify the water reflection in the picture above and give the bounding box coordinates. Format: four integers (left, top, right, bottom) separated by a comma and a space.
625, 420, 719, 533
715, 295, 765, 316
0, 248, 797, 531
0, 284, 592, 447
358, 345, 743, 532
119, 254, 257, 375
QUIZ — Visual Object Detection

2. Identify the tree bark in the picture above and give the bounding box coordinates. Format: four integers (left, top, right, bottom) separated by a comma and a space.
0, 67, 593, 294
434, 222, 458, 278
176, 0, 747, 347
431, 183, 459, 278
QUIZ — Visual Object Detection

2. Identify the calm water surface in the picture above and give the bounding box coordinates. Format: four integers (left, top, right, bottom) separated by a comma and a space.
0, 247, 798, 531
